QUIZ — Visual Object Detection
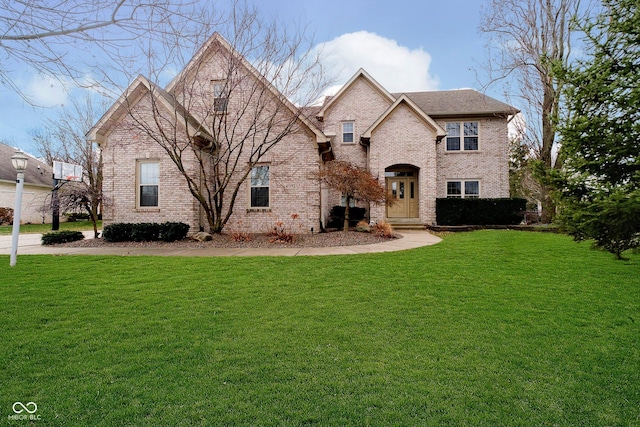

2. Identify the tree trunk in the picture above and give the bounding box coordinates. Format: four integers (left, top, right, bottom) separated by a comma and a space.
343, 197, 352, 231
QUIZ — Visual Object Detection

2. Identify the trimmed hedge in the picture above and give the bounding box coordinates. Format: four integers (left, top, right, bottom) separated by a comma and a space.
131, 223, 161, 242
102, 223, 133, 242
42, 231, 85, 245
103, 222, 190, 242
327, 206, 367, 229
160, 222, 190, 242
436, 198, 527, 226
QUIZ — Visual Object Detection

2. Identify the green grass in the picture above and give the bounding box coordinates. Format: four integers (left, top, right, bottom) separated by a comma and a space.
0, 220, 101, 235
1, 231, 638, 426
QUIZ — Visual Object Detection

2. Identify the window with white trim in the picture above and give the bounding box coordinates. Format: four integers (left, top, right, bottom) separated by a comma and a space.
138, 161, 159, 207
342, 122, 354, 143
212, 81, 228, 113
250, 165, 270, 208
446, 121, 479, 151
447, 180, 480, 198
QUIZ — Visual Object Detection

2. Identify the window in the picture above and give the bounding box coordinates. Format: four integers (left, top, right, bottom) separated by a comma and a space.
342, 122, 354, 143
340, 195, 356, 207
212, 81, 228, 113
447, 180, 480, 198
446, 121, 478, 151
138, 161, 159, 207
250, 165, 269, 208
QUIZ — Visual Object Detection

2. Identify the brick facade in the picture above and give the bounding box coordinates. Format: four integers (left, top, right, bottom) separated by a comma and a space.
90, 34, 515, 234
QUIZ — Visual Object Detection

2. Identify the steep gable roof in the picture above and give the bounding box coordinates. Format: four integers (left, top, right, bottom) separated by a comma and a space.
361, 94, 446, 142
397, 89, 519, 117
86, 75, 212, 146
0, 142, 52, 187
316, 68, 395, 119
165, 32, 327, 145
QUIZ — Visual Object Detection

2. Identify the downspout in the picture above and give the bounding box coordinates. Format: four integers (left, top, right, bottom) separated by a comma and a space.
359, 136, 372, 222
318, 142, 333, 232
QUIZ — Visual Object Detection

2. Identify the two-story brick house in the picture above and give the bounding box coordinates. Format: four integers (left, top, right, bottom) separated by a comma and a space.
88, 33, 517, 234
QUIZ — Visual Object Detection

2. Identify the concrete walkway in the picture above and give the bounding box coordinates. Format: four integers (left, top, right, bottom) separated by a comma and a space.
0, 230, 441, 257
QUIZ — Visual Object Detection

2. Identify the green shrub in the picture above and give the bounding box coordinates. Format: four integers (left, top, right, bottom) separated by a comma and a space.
131, 223, 161, 242
327, 206, 367, 229
41, 230, 85, 245
159, 222, 190, 242
103, 222, 189, 242
102, 223, 133, 242
436, 198, 527, 226
66, 212, 90, 222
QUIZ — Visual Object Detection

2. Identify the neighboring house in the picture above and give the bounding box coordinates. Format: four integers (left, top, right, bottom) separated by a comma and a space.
89, 33, 518, 234
0, 142, 52, 224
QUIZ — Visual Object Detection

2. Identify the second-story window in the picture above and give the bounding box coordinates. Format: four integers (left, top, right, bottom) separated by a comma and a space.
342, 122, 354, 143
446, 121, 479, 151
212, 81, 228, 113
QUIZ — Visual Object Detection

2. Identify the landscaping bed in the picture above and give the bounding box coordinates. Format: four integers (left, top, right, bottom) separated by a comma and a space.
62, 230, 396, 249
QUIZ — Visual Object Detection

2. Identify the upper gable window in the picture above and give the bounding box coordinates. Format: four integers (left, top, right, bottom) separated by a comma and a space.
212, 81, 228, 113
446, 121, 479, 151
342, 122, 354, 143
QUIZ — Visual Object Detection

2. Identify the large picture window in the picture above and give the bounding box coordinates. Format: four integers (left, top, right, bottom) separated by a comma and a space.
446, 121, 479, 151
138, 161, 159, 207
250, 165, 270, 208
447, 180, 480, 198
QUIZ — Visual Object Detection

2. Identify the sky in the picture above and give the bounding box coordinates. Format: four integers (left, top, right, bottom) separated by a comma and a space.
0, 0, 496, 155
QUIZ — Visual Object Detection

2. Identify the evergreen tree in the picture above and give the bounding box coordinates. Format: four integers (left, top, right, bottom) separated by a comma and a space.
556, 0, 640, 258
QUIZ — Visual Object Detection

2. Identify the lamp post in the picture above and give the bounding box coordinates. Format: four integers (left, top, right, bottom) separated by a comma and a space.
10, 151, 28, 267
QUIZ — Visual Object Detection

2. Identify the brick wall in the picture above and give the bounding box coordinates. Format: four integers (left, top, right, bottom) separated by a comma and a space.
368, 102, 439, 224
435, 117, 510, 199
102, 48, 323, 235
320, 76, 392, 218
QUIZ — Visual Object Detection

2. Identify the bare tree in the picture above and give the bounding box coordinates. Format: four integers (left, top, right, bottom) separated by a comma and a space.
480, 0, 592, 222
116, 2, 329, 233
0, 0, 210, 103
31, 94, 106, 237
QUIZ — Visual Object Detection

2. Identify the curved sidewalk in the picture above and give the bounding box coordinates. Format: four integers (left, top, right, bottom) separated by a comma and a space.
0, 230, 441, 257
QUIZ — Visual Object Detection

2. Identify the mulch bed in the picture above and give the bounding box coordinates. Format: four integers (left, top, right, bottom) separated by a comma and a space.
63, 230, 397, 249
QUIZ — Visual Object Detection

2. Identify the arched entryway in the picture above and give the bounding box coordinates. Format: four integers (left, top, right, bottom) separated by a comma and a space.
385, 165, 419, 219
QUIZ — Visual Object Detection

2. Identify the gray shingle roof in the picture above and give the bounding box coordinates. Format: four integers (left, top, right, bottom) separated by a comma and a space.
0, 142, 52, 187
393, 89, 519, 117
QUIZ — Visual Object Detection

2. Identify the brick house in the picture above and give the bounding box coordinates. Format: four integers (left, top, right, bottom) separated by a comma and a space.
88, 33, 518, 234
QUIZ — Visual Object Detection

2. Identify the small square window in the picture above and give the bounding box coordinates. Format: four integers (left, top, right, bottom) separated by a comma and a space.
447, 181, 462, 198
465, 181, 480, 198
342, 122, 354, 143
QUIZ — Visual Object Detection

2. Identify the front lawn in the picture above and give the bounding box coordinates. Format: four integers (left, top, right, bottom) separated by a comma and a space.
0, 220, 102, 235
1, 231, 638, 425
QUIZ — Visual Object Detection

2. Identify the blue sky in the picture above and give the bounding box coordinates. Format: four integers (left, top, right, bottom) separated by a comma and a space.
0, 0, 494, 154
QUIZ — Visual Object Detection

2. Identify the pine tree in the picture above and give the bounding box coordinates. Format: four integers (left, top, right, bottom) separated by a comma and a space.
556, 0, 640, 258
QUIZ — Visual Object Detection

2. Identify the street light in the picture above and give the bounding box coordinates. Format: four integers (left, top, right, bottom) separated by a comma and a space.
10, 151, 28, 267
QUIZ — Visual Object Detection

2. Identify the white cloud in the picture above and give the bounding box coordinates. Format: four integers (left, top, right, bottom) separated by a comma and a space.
23, 74, 70, 107
315, 31, 439, 96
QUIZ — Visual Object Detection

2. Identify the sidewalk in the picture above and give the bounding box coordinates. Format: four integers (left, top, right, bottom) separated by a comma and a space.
0, 230, 441, 257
